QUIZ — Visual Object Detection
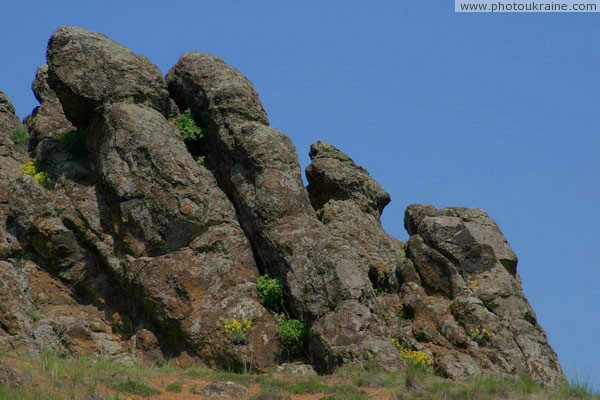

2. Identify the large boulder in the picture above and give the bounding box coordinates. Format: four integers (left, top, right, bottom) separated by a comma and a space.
83, 102, 279, 369
167, 52, 400, 370
307, 141, 390, 217
46, 26, 170, 127
41, 28, 280, 370
306, 141, 563, 385
400, 205, 564, 385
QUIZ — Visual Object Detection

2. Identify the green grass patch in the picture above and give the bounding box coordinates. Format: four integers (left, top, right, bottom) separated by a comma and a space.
335, 360, 400, 388
186, 367, 211, 379
251, 388, 291, 400
112, 379, 161, 397
165, 382, 182, 393
288, 378, 330, 394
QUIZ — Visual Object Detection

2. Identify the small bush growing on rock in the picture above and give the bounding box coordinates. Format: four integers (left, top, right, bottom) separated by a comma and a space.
275, 313, 306, 354
391, 338, 433, 371
10, 124, 29, 144
22, 159, 53, 189
256, 275, 284, 310
224, 318, 252, 345
469, 327, 492, 344
170, 109, 205, 142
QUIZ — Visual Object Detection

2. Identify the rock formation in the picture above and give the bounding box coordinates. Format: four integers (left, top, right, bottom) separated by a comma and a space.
0, 26, 564, 386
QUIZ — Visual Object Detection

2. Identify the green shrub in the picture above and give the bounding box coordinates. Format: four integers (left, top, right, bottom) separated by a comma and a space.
170, 109, 205, 142
275, 314, 307, 354
256, 275, 284, 310
10, 124, 29, 144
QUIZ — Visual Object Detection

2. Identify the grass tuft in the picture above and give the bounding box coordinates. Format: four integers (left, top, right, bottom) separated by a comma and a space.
112, 378, 161, 397
165, 382, 182, 393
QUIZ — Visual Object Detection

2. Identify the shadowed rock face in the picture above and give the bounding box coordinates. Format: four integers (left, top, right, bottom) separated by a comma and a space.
0, 26, 564, 385
27, 65, 75, 147
1, 89, 124, 358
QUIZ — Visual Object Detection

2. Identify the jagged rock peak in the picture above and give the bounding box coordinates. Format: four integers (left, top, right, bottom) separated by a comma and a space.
307, 140, 391, 217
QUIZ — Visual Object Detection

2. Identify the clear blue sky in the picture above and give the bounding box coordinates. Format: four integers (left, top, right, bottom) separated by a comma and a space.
1, 0, 598, 390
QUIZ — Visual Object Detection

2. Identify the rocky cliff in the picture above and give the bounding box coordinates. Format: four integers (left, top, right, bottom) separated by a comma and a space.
0, 26, 563, 386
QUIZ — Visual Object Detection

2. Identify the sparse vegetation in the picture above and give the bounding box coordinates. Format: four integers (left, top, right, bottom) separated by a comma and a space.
0, 352, 596, 399
392, 338, 434, 371
256, 274, 284, 310
10, 124, 29, 144
275, 313, 307, 355
165, 381, 182, 393
223, 317, 252, 345
112, 378, 161, 397
470, 326, 492, 344
186, 367, 210, 379
22, 159, 53, 189
170, 109, 205, 142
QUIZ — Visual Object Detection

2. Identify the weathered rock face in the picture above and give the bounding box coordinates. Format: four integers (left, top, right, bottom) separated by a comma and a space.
0, 91, 19, 137
46, 26, 169, 127
401, 205, 563, 385
27, 65, 75, 147
1, 26, 280, 371
306, 142, 562, 385
167, 52, 400, 371
0, 26, 564, 386
306, 141, 405, 292
0, 89, 124, 359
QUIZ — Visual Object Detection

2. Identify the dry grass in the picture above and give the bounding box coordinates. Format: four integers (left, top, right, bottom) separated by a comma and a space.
0, 352, 596, 400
